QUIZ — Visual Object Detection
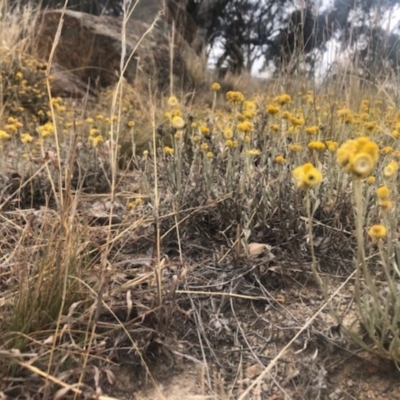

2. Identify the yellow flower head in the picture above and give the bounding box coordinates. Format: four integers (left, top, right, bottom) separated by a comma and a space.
200, 143, 209, 151
377, 186, 390, 200
270, 124, 280, 133
326, 140, 338, 153
384, 161, 399, 178
275, 94, 291, 105
392, 130, 400, 139
336, 137, 379, 178
392, 150, 400, 160
308, 141, 326, 151
171, 116, 186, 130
211, 82, 221, 91
0, 130, 11, 140
290, 116, 304, 127
237, 121, 254, 133
226, 91, 244, 103
366, 176, 375, 185
245, 148, 261, 156
293, 163, 322, 189
127, 120, 135, 128
275, 155, 286, 164
305, 125, 319, 135
289, 143, 302, 153
381, 146, 393, 155
379, 200, 393, 211
200, 125, 210, 135
223, 127, 233, 140
89, 135, 104, 147
167, 95, 179, 107
266, 104, 280, 115
352, 153, 374, 178
282, 111, 292, 120
206, 151, 214, 159
20, 133, 33, 144
243, 101, 257, 111
368, 225, 387, 239
163, 146, 174, 155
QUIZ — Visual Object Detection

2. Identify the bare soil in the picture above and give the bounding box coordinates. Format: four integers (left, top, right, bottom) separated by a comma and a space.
103, 256, 400, 400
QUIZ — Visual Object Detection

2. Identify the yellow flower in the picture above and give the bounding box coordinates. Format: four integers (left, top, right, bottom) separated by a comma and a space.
0, 130, 11, 140
243, 101, 257, 111
364, 121, 377, 133
326, 140, 338, 152
308, 141, 326, 151
96, 114, 104, 120
90, 128, 100, 136
366, 176, 375, 185
237, 121, 253, 133
290, 116, 304, 127
127, 120, 135, 128
223, 127, 233, 140
200, 125, 210, 135
289, 143, 302, 153
174, 131, 182, 140
293, 163, 322, 189
270, 124, 280, 133
305, 125, 319, 135
377, 186, 390, 200
379, 200, 393, 211
352, 153, 374, 178
86, 117, 94, 124
392, 150, 400, 160
5, 124, 18, 134
200, 143, 209, 151
392, 130, 400, 139
244, 135, 250, 143
226, 91, 244, 103
337, 137, 379, 178
381, 146, 393, 155
211, 82, 221, 91
171, 109, 181, 117
282, 111, 292, 120
192, 135, 200, 143
20, 133, 33, 144
242, 110, 256, 120
89, 135, 104, 147
206, 151, 214, 159
163, 146, 174, 155
274, 94, 291, 105
171, 116, 186, 130
384, 161, 399, 178
266, 104, 280, 115
225, 139, 234, 148
246, 148, 261, 156
368, 225, 387, 239
167, 95, 179, 107
38, 122, 55, 137
275, 155, 286, 164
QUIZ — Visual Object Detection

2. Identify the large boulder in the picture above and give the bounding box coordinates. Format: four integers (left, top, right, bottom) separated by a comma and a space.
32, 2, 205, 97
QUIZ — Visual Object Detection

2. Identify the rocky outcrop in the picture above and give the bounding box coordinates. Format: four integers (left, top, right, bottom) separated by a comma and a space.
33, 3, 205, 97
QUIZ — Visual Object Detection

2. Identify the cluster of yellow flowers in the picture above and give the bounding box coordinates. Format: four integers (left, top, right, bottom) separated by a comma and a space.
337, 137, 379, 178
292, 163, 322, 189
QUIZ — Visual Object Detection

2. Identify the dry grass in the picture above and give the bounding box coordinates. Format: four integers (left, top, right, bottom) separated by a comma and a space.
2, 2, 400, 399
